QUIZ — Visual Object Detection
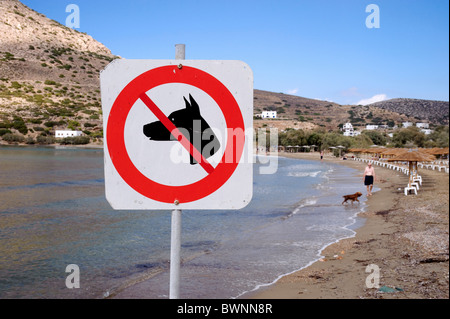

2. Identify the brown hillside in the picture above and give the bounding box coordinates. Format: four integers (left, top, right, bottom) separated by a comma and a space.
0, 0, 117, 142
253, 89, 421, 132
369, 98, 449, 126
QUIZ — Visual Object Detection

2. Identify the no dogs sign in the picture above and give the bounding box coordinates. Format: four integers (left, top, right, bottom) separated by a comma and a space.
100, 60, 253, 210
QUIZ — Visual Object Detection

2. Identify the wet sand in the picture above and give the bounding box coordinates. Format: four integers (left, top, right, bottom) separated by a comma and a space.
247, 151, 449, 299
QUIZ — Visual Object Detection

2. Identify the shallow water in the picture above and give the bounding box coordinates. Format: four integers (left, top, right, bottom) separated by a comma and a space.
0, 146, 366, 298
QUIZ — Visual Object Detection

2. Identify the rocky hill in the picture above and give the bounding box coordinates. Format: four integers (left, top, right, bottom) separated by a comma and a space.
0, 0, 117, 143
368, 98, 449, 126
0, 0, 447, 145
253, 90, 428, 131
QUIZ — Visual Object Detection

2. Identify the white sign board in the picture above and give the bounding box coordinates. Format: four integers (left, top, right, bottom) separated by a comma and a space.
100, 60, 253, 210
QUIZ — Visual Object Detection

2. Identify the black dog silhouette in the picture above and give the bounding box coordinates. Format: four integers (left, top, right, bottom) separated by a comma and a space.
143, 94, 220, 165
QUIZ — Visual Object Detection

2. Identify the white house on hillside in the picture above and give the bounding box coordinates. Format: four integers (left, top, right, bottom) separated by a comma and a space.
421, 129, 433, 135
402, 121, 413, 128
55, 130, 83, 138
365, 125, 379, 130
261, 111, 277, 119
342, 122, 361, 137
416, 123, 429, 129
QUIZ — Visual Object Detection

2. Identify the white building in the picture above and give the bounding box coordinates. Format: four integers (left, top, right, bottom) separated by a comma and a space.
55, 130, 83, 138
421, 129, 433, 135
416, 123, 429, 129
261, 111, 277, 119
342, 122, 361, 137
402, 121, 413, 128
365, 125, 379, 130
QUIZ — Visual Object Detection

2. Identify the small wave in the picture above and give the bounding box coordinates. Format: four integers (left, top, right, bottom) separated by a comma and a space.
306, 224, 343, 232
103, 264, 167, 299
283, 198, 318, 219
315, 183, 331, 191
287, 171, 321, 178
298, 198, 318, 207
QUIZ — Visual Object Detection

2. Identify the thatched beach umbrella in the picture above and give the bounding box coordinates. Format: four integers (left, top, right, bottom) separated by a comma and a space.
348, 148, 364, 158
300, 145, 311, 153
336, 145, 346, 157
380, 148, 403, 159
423, 147, 449, 157
357, 148, 372, 159
362, 147, 385, 159
422, 147, 440, 154
387, 149, 436, 188
388, 149, 436, 162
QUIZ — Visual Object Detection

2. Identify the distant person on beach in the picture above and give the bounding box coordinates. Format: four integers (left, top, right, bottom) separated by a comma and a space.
363, 162, 376, 196
320, 150, 324, 162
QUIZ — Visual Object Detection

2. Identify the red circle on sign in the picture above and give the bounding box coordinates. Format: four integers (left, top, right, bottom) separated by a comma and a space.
107, 65, 245, 204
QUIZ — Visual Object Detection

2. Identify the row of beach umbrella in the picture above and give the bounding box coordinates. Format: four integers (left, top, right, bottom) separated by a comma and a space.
349, 147, 448, 195
348, 147, 449, 159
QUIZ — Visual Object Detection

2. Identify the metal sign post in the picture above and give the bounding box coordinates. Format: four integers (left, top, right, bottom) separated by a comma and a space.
169, 44, 185, 299
169, 207, 181, 299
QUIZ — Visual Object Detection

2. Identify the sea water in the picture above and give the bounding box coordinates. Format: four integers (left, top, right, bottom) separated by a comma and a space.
0, 146, 366, 299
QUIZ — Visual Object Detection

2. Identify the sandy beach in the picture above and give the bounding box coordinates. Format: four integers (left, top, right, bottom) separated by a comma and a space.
247, 151, 449, 299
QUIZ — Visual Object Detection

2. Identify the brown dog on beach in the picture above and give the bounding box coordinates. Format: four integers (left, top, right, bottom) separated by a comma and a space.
342, 192, 363, 205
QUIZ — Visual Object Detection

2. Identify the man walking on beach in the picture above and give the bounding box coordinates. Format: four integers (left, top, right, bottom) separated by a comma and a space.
363, 162, 376, 196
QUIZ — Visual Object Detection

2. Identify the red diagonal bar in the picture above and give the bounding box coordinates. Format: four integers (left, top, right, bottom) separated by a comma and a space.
139, 93, 214, 174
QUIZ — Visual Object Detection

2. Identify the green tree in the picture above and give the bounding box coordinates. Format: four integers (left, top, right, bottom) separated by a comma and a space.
351, 134, 373, 149
321, 132, 352, 156
285, 129, 306, 146
12, 116, 28, 135
362, 130, 387, 146
306, 132, 323, 148
392, 127, 426, 148
427, 126, 449, 148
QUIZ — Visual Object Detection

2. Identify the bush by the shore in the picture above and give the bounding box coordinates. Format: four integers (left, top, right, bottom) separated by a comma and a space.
58, 136, 90, 145
1, 133, 25, 143
1, 134, 90, 146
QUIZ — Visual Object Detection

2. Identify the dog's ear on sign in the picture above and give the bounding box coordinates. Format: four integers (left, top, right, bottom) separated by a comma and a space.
188, 94, 201, 116
183, 96, 191, 109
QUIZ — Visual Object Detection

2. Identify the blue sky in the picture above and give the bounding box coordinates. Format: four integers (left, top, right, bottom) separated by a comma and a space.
20, 0, 449, 105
